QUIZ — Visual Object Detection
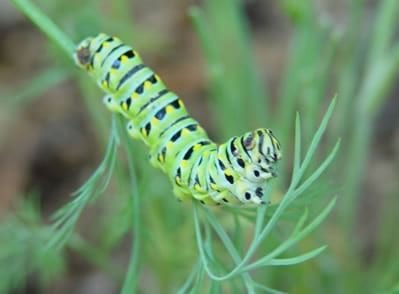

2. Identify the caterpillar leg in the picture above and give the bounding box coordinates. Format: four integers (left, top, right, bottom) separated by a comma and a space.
103, 95, 122, 113
127, 121, 162, 171
196, 195, 220, 206
212, 190, 241, 205
104, 95, 143, 141
191, 190, 220, 206
234, 180, 267, 205
244, 164, 275, 182
126, 121, 141, 139
172, 184, 192, 202
148, 151, 168, 171
104, 95, 136, 121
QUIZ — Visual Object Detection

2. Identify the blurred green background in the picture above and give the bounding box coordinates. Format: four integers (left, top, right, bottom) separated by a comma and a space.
0, 0, 398, 293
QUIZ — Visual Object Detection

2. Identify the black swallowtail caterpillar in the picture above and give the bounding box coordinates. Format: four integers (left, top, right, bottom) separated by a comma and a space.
74, 33, 282, 206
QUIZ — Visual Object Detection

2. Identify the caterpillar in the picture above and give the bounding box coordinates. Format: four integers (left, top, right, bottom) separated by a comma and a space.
74, 33, 282, 206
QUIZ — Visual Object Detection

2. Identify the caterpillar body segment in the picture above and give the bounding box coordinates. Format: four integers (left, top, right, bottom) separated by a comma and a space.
75, 33, 282, 206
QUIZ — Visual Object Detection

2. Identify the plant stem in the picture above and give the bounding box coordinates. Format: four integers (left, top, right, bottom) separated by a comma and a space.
11, 0, 75, 58
117, 116, 141, 294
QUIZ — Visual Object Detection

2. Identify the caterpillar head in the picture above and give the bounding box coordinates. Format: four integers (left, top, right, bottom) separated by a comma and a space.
242, 128, 282, 172
74, 33, 112, 71
74, 37, 94, 70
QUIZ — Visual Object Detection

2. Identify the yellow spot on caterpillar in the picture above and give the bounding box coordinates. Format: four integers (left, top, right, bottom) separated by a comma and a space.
210, 183, 218, 190
102, 80, 108, 88
131, 93, 139, 100
122, 102, 128, 111
155, 74, 161, 82
176, 176, 182, 185
121, 55, 129, 64
193, 144, 201, 151
141, 128, 147, 136
144, 81, 152, 90
151, 117, 159, 125
196, 125, 204, 134
103, 42, 109, 48
178, 100, 184, 107
166, 141, 173, 149
181, 160, 188, 168
194, 184, 201, 192
182, 128, 190, 136
158, 153, 165, 163
166, 105, 174, 114
225, 169, 233, 176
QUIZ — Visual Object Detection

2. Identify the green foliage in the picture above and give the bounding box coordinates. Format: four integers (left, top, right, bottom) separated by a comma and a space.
0, 199, 65, 292
47, 118, 119, 251
185, 99, 338, 291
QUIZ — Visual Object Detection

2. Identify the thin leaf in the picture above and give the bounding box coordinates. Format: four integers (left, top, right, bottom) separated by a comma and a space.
46, 123, 119, 251
267, 245, 327, 266
177, 259, 202, 294
253, 282, 287, 294
241, 198, 336, 272
119, 115, 141, 294
292, 208, 309, 235
293, 140, 341, 197
291, 97, 337, 189
293, 112, 302, 175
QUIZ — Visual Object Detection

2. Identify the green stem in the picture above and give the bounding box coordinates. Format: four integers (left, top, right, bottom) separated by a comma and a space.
11, 0, 75, 58
341, 115, 371, 229
367, 0, 399, 67
117, 116, 141, 294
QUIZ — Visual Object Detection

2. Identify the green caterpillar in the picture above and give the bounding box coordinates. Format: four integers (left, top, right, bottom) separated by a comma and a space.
74, 33, 282, 206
